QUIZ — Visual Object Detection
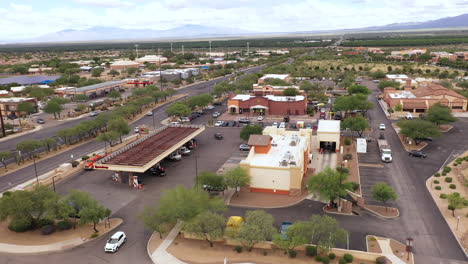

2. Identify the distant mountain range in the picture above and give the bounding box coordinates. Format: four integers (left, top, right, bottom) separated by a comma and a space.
8, 13, 468, 44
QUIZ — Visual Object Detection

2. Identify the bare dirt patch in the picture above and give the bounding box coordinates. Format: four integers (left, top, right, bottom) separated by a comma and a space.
367, 236, 382, 253
365, 205, 399, 218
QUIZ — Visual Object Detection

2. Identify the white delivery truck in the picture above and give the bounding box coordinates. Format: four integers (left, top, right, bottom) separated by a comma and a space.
377, 139, 392, 163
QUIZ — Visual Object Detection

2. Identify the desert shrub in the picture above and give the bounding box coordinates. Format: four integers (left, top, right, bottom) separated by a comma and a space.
453, 163, 458, 167
306, 245, 318, 257
449, 184, 456, 189
350, 182, 360, 191
463, 200, 468, 206
443, 166, 451, 173
321, 256, 330, 264
328, 252, 336, 259
263, 250, 268, 256
71, 160, 80, 167
344, 253, 354, 263
36, 218, 54, 228
41, 225, 56, 235
288, 249, 297, 258
344, 137, 351, 145
234, 246, 242, 253
90, 233, 99, 239
434, 173, 440, 177
343, 153, 352, 160
440, 194, 448, 199
82, 155, 90, 161
376, 256, 388, 264
315, 256, 323, 262
442, 172, 447, 176
435, 186, 442, 190
8, 218, 33, 232
57, 220, 72, 230
456, 158, 463, 163
445, 177, 453, 183
369, 236, 377, 241
339, 258, 347, 264
433, 180, 440, 184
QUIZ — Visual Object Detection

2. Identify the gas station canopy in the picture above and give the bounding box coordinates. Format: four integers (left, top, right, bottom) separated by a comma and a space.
95, 125, 205, 173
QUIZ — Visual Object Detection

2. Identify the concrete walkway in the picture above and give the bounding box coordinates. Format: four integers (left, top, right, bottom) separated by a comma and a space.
0, 125, 42, 143
376, 238, 407, 264
0, 238, 84, 254
150, 222, 186, 264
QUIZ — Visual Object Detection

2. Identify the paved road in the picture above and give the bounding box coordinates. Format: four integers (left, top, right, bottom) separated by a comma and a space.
0, 65, 265, 192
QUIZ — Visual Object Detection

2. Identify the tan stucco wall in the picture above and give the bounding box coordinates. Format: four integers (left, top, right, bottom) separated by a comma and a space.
317, 132, 340, 150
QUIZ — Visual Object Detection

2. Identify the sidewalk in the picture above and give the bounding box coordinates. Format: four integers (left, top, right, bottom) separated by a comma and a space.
150, 222, 186, 264
0, 125, 42, 143
228, 187, 308, 208
376, 238, 412, 264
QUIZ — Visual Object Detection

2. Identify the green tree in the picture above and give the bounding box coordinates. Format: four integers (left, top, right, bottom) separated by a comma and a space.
378, 80, 400, 90
75, 94, 88, 102
333, 94, 373, 114
397, 119, 441, 145
91, 68, 104, 77
44, 101, 62, 119
108, 118, 131, 143
188, 94, 213, 108
240, 125, 263, 141
140, 208, 171, 239
426, 103, 457, 126
66, 190, 111, 232
76, 104, 87, 112
235, 210, 276, 251
108, 69, 120, 77
96, 131, 119, 151
418, 52, 432, 62
283, 88, 300, 96
17, 102, 35, 118
307, 167, 352, 205
166, 102, 191, 118
126, 67, 138, 76
273, 222, 309, 253
16, 139, 42, 160
184, 211, 226, 247
155, 186, 226, 223
223, 166, 250, 196
370, 70, 386, 79
447, 192, 467, 217
42, 138, 57, 153
107, 90, 121, 100
308, 215, 348, 253
0, 151, 12, 170
347, 84, 370, 95
371, 183, 398, 212
198, 171, 224, 189
341, 114, 369, 137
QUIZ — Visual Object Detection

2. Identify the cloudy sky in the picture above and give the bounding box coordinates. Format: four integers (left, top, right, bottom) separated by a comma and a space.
1, 0, 468, 40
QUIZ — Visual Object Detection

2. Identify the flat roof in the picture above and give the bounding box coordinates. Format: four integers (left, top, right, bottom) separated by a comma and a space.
317, 120, 341, 133
0, 97, 35, 103
388, 91, 416, 99
96, 125, 204, 172
247, 134, 307, 168
386, 74, 409, 79
231, 94, 253, 101
73, 80, 126, 93
0, 75, 61, 85
260, 74, 289, 80
264, 95, 305, 102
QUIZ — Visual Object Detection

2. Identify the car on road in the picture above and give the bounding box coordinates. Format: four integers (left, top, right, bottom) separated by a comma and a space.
134, 126, 140, 133
212, 112, 221, 118
168, 152, 182, 161
36, 118, 46, 124
170, 122, 180, 126
104, 231, 127, 253
405, 112, 413, 119
150, 164, 166, 176
272, 122, 278, 127
373, 80, 380, 83
279, 122, 286, 128
379, 123, 386, 130
257, 116, 264, 121
280, 222, 293, 238
238, 117, 250, 123
180, 117, 190, 123
205, 105, 215, 110
179, 146, 191, 156
239, 144, 250, 151
409, 150, 427, 158
215, 121, 224, 127
214, 132, 223, 140
89, 111, 99, 117
147, 111, 153, 116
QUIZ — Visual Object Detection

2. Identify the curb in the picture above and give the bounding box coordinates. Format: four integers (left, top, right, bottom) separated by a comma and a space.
363, 206, 400, 219
0, 218, 123, 255
147, 231, 156, 263
322, 205, 354, 216
0, 125, 42, 143
228, 195, 309, 209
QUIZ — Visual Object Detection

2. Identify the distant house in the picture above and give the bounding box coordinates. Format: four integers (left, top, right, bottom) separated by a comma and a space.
0, 97, 38, 119
252, 84, 300, 96
258, 74, 291, 84
228, 94, 307, 116
110, 60, 141, 70
0, 75, 61, 86
383, 83, 467, 113
135, 55, 168, 65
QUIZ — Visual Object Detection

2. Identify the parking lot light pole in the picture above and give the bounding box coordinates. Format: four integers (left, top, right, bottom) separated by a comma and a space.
194, 155, 199, 187
33, 156, 39, 184
406, 237, 413, 261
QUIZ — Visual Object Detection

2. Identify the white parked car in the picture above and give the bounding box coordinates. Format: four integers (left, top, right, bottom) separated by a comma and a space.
104, 231, 127, 253
180, 117, 190, 123
405, 112, 413, 119
134, 126, 140, 133
215, 121, 224, 127
179, 146, 191, 156
379, 123, 386, 130
257, 116, 264, 121
147, 111, 153, 116
170, 122, 180, 126
212, 112, 221, 118
279, 122, 286, 128
272, 122, 278, 127
205, 105, 215, 110
168, 152, 182, 161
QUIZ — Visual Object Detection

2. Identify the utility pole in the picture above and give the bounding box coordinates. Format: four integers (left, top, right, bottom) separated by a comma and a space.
182, 45, 184, 56
135, 44, 139, 58
170, 42, 173, 53
247, 42, 250, 57
209, 40, 212, 58
0, 108, 6, 137
159, 57, 163, 91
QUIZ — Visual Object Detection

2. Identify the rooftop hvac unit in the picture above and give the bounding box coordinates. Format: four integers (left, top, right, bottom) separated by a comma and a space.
289, 161, 297, 166
280, 160, 289, 166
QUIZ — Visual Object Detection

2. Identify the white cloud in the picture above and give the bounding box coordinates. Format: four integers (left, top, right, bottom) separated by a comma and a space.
74, 0, 135, 8
1, 0, 468, 40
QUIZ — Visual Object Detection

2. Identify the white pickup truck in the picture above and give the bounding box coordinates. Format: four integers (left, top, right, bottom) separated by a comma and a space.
378, 139, 392, 163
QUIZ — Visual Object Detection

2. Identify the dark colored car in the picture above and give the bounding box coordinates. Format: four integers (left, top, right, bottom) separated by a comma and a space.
221, 121, 229, 127
192, 112, 201, 117
409, 150, 427, 158
227, 121, 235, 127
334, 114, 342, 120
213, 101, 222, 106
214, 133, 223, 140
150, 164, 166, 176
283, 116, 290, 122
36, 118, 46, 124
239, 144, 250, 151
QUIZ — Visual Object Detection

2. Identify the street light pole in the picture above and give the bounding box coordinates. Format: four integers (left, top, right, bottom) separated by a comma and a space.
33, 156, 39, 184
406, 237, 413, 261
194, 155, 199, 187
